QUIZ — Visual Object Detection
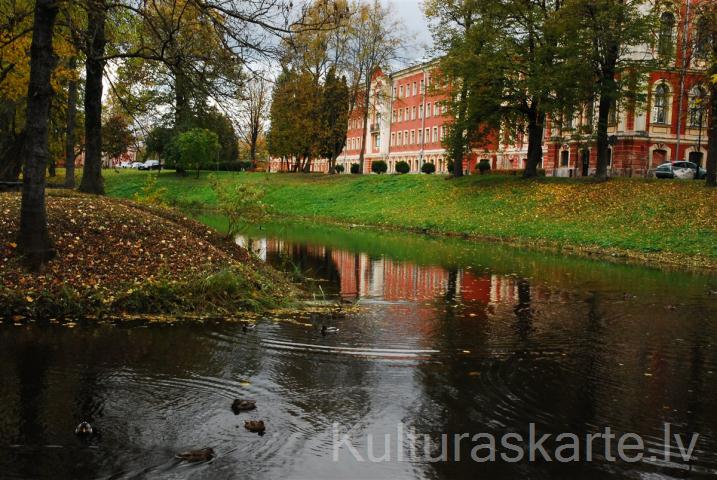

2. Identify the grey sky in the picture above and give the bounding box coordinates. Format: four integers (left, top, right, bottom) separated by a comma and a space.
385, 0, 434, 63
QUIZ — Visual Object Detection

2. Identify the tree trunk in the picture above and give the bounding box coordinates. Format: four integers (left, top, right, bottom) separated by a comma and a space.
79, 1, 106, 195
594, 93, 612, 182
595, 42, 619, 182
18, 0, 58, 268
523, 109, 545, 178
451, 83, 469, 178
174, 70, 191, 131
64, 57, 78, 188
329, 152, 339, 174
250, 135, 257, 169
357, 83, 371, 174
706, 71, 717, 187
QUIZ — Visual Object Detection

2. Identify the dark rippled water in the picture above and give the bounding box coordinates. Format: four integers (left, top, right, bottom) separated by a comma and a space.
2, 222, 717, 479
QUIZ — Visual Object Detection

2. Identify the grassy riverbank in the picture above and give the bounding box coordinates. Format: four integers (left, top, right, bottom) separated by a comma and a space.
1, 190, 297, 319
101, 169, 717, 270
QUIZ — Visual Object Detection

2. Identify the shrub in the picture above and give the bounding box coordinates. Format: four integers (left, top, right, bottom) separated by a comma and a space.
395, 161, 410, 174
335, 164, 345, 173
478, 159, 491, 175
173, 128, 220, 177
133, 174, 167, 206
350, 163, 360, 174
421, 162, 436, 174
209, 174, 267, 236
371, 160, 388, 174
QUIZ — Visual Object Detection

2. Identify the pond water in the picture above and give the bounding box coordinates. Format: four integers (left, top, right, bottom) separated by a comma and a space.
2, 221, 717, 479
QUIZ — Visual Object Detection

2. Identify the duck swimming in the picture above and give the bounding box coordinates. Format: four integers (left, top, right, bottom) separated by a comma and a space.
75, 421, 93, 436
231, 399, 256, 413
242, 323, 256, 332
244, 420, 265, 433
175, 448, 215, 462
321, 325, 339, 335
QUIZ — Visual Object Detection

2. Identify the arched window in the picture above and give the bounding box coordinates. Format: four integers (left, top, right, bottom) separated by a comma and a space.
689, 86, 705, 127
694, 16, 710, 59
653, 84, 669, 124
658, 12, 675, 58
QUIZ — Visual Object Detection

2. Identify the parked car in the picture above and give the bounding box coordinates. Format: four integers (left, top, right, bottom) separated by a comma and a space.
655, 161, 706, 180
138, 160, 161, 171
119, 161, 131, 169
130, 162, 144, 169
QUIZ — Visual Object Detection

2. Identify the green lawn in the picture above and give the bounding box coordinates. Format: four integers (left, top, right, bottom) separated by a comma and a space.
100, 169, 717, 269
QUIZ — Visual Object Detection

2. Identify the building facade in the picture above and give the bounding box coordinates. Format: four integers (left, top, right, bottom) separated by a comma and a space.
334, 63, 496, 175
270, 0, 710, 176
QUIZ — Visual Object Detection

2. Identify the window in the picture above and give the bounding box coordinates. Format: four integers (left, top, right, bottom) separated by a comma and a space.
412, 106, 416, 120
426, 103, 431, 118
398, 132, 402, 145
689, 86, 705, 128
410, 130, 415, 144
399, 85, 404, 98
658, 12, 675, 58
425, 128, 430, 143
405, 107, 409, 119
404, 130, 408, 145
413, 82, 417, 95
695, 16, 710, 59
689, 151, 704, 166
375, 135, 380, 148
440, 126, 446, 140
392, 110, 397, 122
419, 105, 423, 119
433, 104, 438, 116
653, 83, 669, 124
561, 150, 569, 167
391, 133, 395, 146
418, 130, 422, 144
608, 102, 618, 126
607, 148, 612, 167
433, 127, 438, 142
393, 87, 397, 98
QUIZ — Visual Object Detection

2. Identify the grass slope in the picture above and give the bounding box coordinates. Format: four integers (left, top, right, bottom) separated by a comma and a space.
1, 190, 296, 319
103, 170, 717, 269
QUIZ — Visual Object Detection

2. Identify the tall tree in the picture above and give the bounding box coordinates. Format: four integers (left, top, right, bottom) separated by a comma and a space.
267, 69, 294, 169
64, 56, 79, 187
195, 105, 239, 164
704, 3, 717, 187
18, 0, 59, 267
0, 0, 34, 182
563, 0, 656, 181
102, 113, 134, 162
78, 0, 106, 194
426, 0, 502, 178
238, 75, 270, 168
320, 66, 349, 173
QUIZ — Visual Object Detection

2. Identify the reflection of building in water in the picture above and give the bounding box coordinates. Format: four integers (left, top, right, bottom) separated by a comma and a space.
254, 237, 552, 304
235, 236, 268, 261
